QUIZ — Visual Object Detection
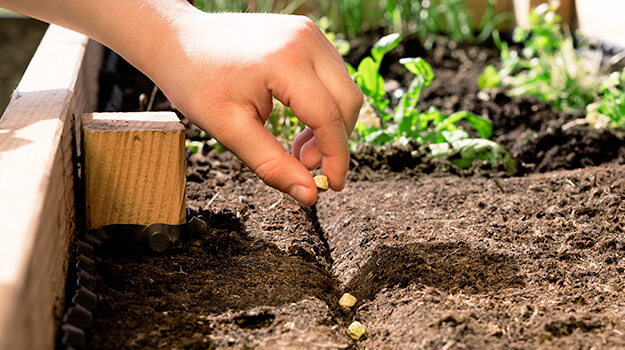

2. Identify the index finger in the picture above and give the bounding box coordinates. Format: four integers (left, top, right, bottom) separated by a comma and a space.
271, 62, 353, 190
214, 107, 320, 206
288, 60, 363, 189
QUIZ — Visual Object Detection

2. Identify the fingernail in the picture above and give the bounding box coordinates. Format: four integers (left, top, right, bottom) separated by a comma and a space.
288, 185, 312, 205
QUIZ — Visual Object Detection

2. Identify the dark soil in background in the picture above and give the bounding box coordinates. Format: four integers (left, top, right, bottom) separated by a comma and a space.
88, 34, 625, 349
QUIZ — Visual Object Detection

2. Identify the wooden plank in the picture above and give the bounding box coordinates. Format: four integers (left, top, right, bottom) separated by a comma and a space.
82, 112, 186, 228
0, 25, 102, 350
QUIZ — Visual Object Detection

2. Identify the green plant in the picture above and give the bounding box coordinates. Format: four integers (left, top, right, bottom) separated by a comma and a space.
347, 33, 402, 117
266, 99, 306, 142
317, 16, 350, 56
430, 138, 517, 174
585, 69, 625, 128
390, 0, 512, 44
186, 140, 204, 154
316, 0, 510, 43
195, 0, 248, 12
480, 1, 602, 112
194, 0, 305, 14
348, 34, 515, 173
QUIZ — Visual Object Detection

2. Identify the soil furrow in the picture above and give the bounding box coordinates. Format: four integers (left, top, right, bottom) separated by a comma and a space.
91, 151, 355, 349
315, 164, 625, 348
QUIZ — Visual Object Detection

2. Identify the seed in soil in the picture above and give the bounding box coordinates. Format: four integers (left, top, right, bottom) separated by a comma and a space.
347, 321, 366, 341
339, 293, 357, 312
314, 175, 329, 191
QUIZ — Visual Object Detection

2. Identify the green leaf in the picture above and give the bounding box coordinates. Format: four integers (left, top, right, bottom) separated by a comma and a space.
478, 65, 501, 89
430, 138, 517, 174
400, 57, 434, 87
357, 57, 386, 98
185, 140, 203, 154
371, 33, 402, 63
419, 106, 445, 130
429, 142, 451, 157
441, 129, 470, 143
461, 112, 493, 139
345, 62, 357, 77
600, 71, 621, 92
364, 129, 395, 145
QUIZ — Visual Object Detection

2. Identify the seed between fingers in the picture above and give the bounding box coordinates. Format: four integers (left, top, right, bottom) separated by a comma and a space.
313, 175, 329, 192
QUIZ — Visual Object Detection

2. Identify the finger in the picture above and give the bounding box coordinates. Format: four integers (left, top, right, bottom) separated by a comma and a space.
311, 51, 363, 135
292, 127, 320, 171
291, 126, 314, 160
290, 66, 361, 175
300, 137, 322, 170
269, 63, 350, 190
291, 50, 362, 187
211, 107, 318, 206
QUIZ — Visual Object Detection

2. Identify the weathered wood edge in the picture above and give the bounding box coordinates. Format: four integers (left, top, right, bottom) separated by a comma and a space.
0, 25, 102, 350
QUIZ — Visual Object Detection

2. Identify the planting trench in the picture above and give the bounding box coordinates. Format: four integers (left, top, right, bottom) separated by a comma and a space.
83, 36, 625, 349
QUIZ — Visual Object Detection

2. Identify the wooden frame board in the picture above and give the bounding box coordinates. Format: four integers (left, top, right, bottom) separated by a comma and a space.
0, 25, 102, 350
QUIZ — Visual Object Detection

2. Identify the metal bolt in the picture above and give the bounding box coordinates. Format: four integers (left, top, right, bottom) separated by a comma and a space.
147, 231, 170, 253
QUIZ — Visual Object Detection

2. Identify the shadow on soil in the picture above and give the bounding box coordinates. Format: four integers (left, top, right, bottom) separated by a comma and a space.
96, 209, 340, 318
343, 242, 526, 301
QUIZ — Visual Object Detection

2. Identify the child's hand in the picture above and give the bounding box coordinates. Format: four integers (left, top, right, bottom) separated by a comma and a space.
148, 11, 363, 205
0, 0, 363, 205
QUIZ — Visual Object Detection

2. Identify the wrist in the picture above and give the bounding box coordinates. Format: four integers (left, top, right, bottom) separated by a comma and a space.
104, 1, 200, 80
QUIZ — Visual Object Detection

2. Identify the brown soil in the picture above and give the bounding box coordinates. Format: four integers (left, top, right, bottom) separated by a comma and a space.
87, 36, 625, 349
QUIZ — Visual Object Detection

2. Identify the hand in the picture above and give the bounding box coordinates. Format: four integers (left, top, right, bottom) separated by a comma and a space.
0, 0, 363, 206
146, 11, 363, 206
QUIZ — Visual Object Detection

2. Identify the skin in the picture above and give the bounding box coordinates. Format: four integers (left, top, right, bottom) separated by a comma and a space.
1, 0, 363, 206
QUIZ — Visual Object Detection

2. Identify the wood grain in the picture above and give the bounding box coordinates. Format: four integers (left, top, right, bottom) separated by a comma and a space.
82, 112, 186, 228
0, 26, 102, 350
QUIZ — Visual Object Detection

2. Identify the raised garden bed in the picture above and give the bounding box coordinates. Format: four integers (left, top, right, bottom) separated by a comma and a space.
3, 6, 625, 349
85, 33, 625, 349
0, 26, 102, 350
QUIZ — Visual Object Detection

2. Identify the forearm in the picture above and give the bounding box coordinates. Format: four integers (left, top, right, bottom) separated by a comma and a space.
0, 0, 195, 77
0, 0, 363, 205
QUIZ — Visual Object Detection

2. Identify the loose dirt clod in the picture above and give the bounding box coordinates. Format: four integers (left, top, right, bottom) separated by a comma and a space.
314, 175, 329, 192
339, 293, 357, 312
347, 321, 366, 341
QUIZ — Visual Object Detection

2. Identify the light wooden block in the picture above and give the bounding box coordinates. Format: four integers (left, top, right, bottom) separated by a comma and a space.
82, 112, 186, 228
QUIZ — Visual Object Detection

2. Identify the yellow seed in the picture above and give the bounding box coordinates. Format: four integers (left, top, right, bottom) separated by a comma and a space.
339, 293, 357, 312
347, 321, 366, 341
313, 175, 329, 191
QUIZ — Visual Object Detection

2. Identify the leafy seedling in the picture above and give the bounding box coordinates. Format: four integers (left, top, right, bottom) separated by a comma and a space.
348, 34, 513, 172
585, 69, 625, 128
430, 138, 517, 174
185, 140, 203, 154
481, 1, 602, 112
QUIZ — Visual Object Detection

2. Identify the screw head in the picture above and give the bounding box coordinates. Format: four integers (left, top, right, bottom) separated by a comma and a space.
148, 231, 170, 253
